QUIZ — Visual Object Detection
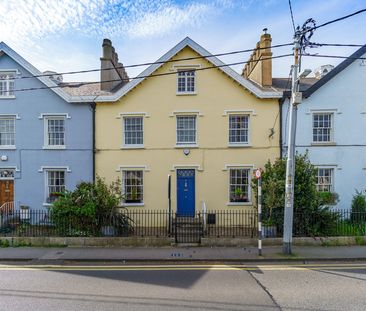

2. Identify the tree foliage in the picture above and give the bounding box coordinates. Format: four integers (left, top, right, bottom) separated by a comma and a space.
50, 176, 132, 236
351, 191, 366, 224
255, 153, 339, 236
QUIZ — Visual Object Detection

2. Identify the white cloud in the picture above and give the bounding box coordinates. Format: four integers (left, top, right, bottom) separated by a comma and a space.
0, 0, 226, 44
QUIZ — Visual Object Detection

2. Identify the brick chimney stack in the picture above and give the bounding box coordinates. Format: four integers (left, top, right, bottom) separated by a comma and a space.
242, 29, 272, 87
100, 39, 129, 91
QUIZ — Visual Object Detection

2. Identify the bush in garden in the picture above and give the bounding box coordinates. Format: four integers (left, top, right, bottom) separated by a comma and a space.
254, 153, 340, 236
350, 191, 366, 225
50, 176, 132, 236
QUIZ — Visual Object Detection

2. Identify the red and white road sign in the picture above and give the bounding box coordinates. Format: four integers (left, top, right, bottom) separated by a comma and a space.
255, 169, 262, 179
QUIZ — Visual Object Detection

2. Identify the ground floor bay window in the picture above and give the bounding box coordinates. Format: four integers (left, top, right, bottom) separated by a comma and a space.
229, 168, 250, 204
122, 170, 143, 205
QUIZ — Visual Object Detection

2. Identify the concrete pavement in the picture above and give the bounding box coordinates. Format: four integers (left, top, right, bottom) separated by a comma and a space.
0, 245, 366, 262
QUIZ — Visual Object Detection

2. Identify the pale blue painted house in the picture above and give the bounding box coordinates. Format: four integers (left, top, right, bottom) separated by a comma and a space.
0, 42, 95, 211
281, 45, 366, 210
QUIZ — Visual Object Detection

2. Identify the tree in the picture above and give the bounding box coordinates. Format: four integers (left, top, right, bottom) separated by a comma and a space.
255, 153, 339, 236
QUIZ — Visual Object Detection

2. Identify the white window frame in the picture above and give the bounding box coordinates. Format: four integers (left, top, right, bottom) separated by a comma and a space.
121, 169, 144, 206
227, 166, 252, 206
122, 116, 144, 148
176, 69, 196, 95
43, 116, 66, 149
44, 169, 66, 205
0, 116, 16, 149
228, 114, 250, 147
312, 112, 334, 143
0, 70, 16, 99
175, 115, 197, 147
316, 167, 334, 192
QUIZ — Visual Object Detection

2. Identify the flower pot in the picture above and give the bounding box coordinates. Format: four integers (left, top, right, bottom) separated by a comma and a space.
101, 225, 116, 237
262, 225, 277, 238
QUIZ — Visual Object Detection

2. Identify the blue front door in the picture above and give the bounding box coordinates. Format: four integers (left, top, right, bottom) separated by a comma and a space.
177, 169, 195, 216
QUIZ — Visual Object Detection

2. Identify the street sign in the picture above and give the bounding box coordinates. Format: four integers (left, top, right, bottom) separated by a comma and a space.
255, 169, 262, 179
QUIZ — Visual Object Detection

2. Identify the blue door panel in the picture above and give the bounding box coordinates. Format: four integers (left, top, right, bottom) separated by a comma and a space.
177, 169, 195, 216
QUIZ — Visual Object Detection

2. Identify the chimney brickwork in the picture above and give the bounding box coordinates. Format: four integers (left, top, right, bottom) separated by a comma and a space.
242, 32, 272, 87
100, 38, 129, 91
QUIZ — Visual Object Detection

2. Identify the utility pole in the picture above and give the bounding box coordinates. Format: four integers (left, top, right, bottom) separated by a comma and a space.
283, 30, 301, 255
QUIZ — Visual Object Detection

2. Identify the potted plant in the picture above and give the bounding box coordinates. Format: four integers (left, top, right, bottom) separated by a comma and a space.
232, 188, 248, 203
125, 187, 140, 203
47, 192, 63, 203
262, 218, 277, 238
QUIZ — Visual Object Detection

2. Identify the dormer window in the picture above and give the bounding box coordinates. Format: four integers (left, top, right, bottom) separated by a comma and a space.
177, 70, 196, 94
0, 71, 15, 98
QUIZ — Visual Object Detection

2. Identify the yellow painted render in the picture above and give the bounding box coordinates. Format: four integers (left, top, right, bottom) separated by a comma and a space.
95, 46, 280, 212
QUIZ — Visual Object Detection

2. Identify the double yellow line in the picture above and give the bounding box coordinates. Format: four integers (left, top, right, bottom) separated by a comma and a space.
1, 263, 366, 271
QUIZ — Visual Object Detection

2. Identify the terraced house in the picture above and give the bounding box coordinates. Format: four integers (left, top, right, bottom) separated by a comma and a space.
281, 44, 366, 210
95, 34, 282, 215
0, 42, 94, 212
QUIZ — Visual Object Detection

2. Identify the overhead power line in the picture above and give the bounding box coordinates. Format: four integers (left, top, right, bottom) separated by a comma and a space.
10, 53, 293, 93
305, 8, 366, 33
4, 43, 293, 81
288, 0, 296, 33
304, 53, 366, 60
310, 43, 365, 47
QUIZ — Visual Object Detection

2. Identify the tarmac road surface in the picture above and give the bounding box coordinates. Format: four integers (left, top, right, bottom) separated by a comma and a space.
0, 262, 365, 311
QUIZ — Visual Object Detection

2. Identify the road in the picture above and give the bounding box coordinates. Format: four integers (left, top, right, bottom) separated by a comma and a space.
0, 262, 365, 311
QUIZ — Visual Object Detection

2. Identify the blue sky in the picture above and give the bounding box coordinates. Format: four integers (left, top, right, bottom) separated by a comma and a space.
1, 0, 365, 82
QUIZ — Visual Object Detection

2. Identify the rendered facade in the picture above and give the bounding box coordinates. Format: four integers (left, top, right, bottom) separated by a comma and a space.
95, 36, 282, 213
281, 45, 366, 210
0, 42, 94, 211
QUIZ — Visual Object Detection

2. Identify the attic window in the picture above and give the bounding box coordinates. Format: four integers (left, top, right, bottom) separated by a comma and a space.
0, 71, 15, 98
177, 70, 196, 94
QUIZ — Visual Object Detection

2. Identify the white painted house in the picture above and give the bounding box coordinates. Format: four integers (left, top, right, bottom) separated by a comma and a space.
281, 45, 366, 210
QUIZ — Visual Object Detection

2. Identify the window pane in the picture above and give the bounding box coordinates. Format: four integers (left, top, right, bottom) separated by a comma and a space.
176, 116, 196, 144
177, 70, 195, 93
229, 169, 250, 203
123, 170, 143, 203
47, 118, 65, 146
0, 73, 15, 96
313, 113, 332, 142
316, 168, 333, 192
47, 170, 65, 203
124, 117, 143, 145
229, 115, 249, 144
0, 118, 15, 146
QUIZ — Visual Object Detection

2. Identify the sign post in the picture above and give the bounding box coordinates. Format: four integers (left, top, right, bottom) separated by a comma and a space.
255, 169, 262, 256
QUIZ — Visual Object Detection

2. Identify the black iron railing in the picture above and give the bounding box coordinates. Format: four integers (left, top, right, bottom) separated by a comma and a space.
0, 209, 365, 238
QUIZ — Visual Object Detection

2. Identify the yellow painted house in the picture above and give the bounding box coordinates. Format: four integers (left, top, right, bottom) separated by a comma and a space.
95, 35, 282, 214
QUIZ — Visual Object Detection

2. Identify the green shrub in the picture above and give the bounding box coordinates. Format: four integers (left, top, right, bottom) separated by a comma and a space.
253, 153, 341, 237
350, 191, 366, 224
50, 176, 133, 236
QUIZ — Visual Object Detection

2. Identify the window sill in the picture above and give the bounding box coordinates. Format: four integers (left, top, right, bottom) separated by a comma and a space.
176, 92, 197, 96
227, 202, 252, 206
121, 145, 145, 149
121, 203, 145, 207
175, 144, 198, 148
42, 203, 53, 207
0, 146, 16, 150
0, 95, 16, 99
43, 146, 66, 150
311, 142, 336, 146
228, 144, 251, 148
